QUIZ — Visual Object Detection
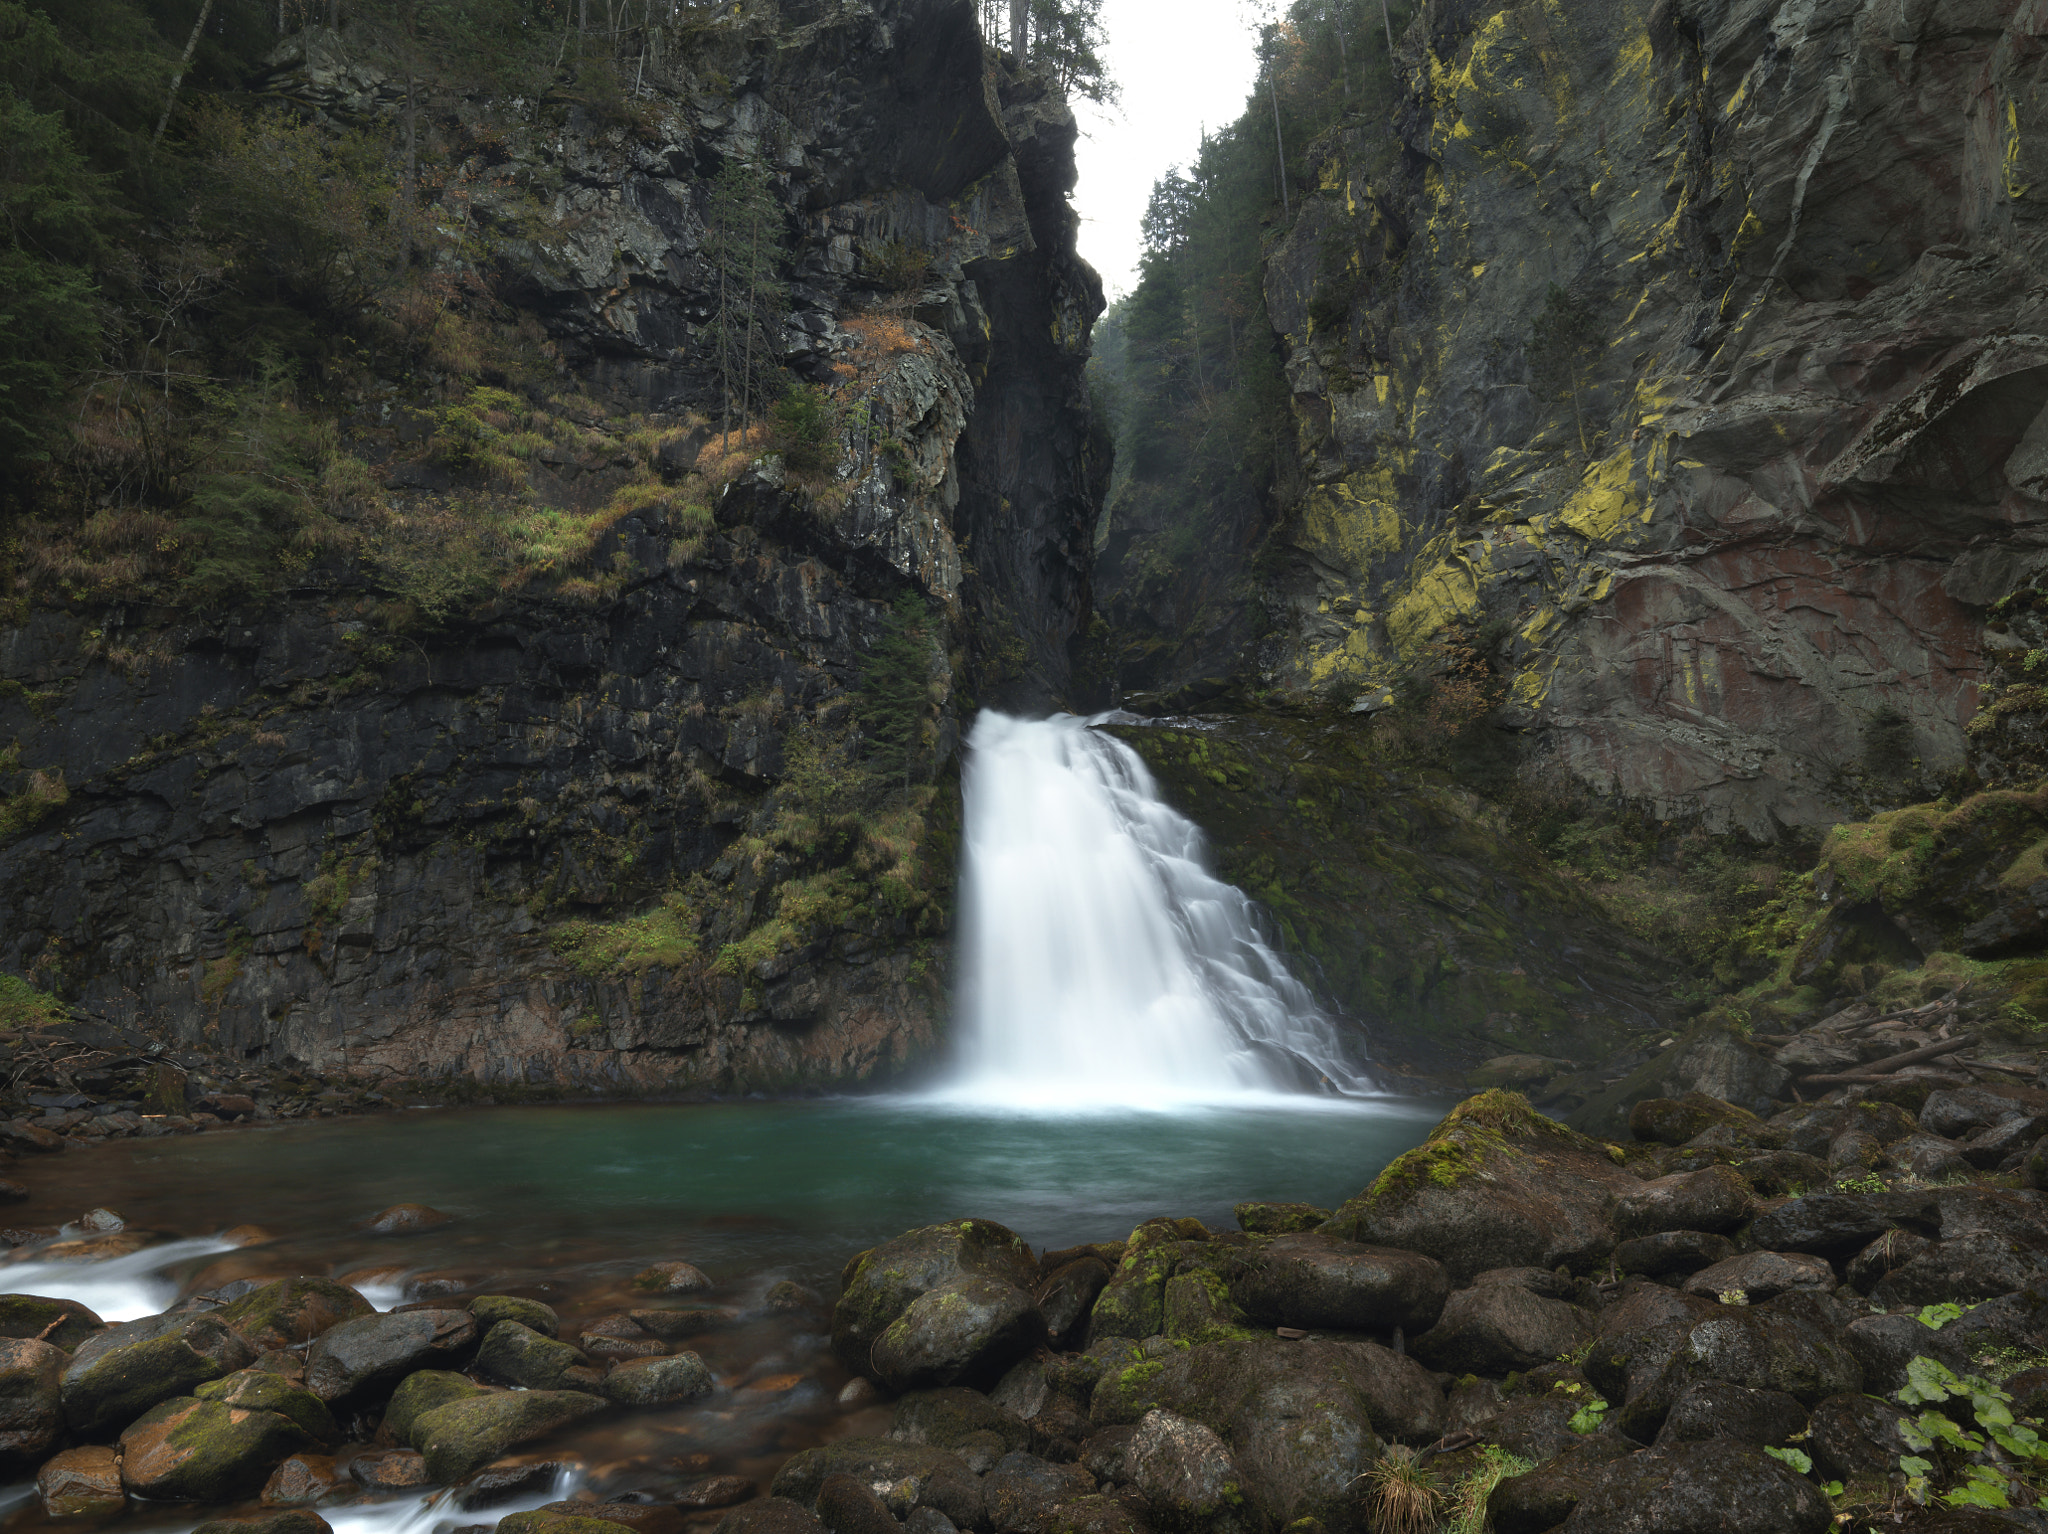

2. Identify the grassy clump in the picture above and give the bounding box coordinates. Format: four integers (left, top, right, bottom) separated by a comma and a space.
0, 973, 66, 1032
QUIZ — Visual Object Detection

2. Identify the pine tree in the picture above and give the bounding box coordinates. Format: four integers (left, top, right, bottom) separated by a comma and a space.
861, 594, 936, 792
701, 157, 786, 447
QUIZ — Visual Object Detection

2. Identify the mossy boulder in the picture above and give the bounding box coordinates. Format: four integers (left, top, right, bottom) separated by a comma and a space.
833, 1220, 1038, 1377
470, 1295, 561, 1338
1087, 1219, 1196, 1344
62, 1311, 258, 1436
1038, 1255, 1114, 1344
118, 1396, 317, 1501
1575, 1031, 1788, 1140
869, 1274, 1044, 1392
1231, 1202, 1329, 1236
475, 1320, 600, 1391
412, 1388, 608, 1483
305, 1308, 477, 1406
217, 1279, 373, 1353
771, 1437, 972, 1507
1626, 1092, 1763, 1148
499, 1514, 636, 1534
1236, 1232, 1450, 1333
1161, 1269, 1259, 1346
1409, 1273, 1593, 1375
1609, 1166, 1753, 1239
383, 1369, 490, 1445
194, 1369, 338, 1443
889, 1387, 1032, 1455
1321, 1092, 1634, 1283
0, 1294, 103, 1352
0, 1337, 65, 1473
599, 1352, 714, 1406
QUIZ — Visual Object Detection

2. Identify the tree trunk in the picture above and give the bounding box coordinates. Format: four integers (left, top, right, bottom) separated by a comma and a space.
1378, 0, 1395, 57
1008, 0, 1025, 60
153, 0, 217, 146
1268, 71, 1289, 218
1330, 3, 1349, 100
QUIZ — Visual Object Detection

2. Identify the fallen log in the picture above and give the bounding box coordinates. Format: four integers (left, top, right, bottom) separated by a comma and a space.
1796, 1033, 1976, 1085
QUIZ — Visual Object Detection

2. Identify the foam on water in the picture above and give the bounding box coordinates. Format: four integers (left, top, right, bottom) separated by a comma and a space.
0, 1236, 239, 1322
938, 711, 1375, 1109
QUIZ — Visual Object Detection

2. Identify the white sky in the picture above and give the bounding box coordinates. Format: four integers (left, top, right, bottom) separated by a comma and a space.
1069, 0, 1263, 302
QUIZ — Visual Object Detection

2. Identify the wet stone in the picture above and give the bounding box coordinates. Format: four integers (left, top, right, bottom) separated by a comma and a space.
348, 1449, 430, 1490
598, 1351, 715, 1406
38, 1445, 126, 1518
360, 1203, 453, 1235
260, 1453, 344, 1506
676, 1476, 758, 1511
632, 1261, 713, 1294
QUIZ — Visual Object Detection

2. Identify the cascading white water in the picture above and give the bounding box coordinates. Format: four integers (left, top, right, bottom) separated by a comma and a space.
938, 711, 1373, 1108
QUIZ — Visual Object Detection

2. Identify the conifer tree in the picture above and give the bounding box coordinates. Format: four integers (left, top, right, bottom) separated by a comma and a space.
861, 594, 936, 792
701, 157, 786, 447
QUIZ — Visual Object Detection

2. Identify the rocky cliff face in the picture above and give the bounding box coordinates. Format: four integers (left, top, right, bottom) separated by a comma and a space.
0, 0, 1101, 1092
1261, 0, 2048, 834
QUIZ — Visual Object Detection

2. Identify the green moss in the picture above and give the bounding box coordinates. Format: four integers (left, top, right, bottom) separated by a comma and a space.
0, 971, 64, 1030
553, 892, 700, 977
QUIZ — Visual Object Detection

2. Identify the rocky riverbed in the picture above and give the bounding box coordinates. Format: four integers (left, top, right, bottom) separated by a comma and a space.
2, 1080, 2046, 1534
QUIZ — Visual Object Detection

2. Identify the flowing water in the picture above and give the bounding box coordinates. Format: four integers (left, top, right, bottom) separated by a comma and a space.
0, 711, 1433, 1534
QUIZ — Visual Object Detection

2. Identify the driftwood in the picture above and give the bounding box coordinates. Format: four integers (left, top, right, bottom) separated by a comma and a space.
1795, 1033, 1976, 1086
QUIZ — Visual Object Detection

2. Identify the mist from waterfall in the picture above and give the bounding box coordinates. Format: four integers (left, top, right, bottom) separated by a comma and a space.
936, 711, 1374, 1109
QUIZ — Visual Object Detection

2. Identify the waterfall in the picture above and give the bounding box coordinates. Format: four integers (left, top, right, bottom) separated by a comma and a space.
937, 711, 1374, 1108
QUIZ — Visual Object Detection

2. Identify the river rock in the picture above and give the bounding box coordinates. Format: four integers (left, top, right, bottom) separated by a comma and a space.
1732, 1150, 1829, 1197
218, 1279, 374, 1352
540, 1506, 683, 1534
1640, 1309, 1863, 1426
1611, 1167, 1753, 1238
1654, 1380, 1808, 1448
191, 1514, 334, 1534
1231, 1202, 1330, 1235
1628, 1093, 1762, 1148
629, 1306, 737, 1339
1682, 1251, 1835, 1304
0, 1294, 102, 1351
305, 1307, 477, 1405
1087, 1220, 1195, 1343
870, 1274, 1044, 1392
984, 1451, 1094, 1534
1123, 1408, 1240, 1529
476, 1320, 600, 1391
194, 1368, 339, 1443
1562, 1437, 1828, 1533
600, 1351, 714, 1406
411, 1387, 608, 1482
1614, 1230, 1738, 1277
1237, 1232, 1450, 1333
498, 1515, 637, 1534
1410, 1275, 1592, 1375
1870, 1228, 2048, 1308
891, 1387, 1033, 1455
1807, 1392, 1911, 1483
1596, 1281, 1720, 1337
677, 1476, 760, 1511
1037, 1257, 1113, 1345
1920, 1087, 2032, 1139
260, 1452, 344, 1505
1486, 1436, 1634, 1534
1960, 1113, 2045, 1169
0, 1337, 64, 1472
1844, 1229, 1937, 1292
632, 1261, 712, 1294
1748, 1192, 1943, 1257
818, 1473, 905, 1534
1322, 1093, 1635, 1282
1887, 1133, 1972, 1182
713, 1498, 827, 1534
772, 1437, 973, 1507
119, 1395, 318, 1500
468, 1295, 561, 1338
383, 1369, 491, 1442
835, 1220, 1040, 1381
38, 1444, 125, 1516
62, 1311, 258, 1435
360, 1204, 452, 1235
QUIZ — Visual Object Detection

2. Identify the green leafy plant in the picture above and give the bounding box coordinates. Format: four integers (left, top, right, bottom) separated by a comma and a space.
1894, 1355, 2048, 1510
1764, 1446, 1812, 1474
1567, 1396, 1610, 1434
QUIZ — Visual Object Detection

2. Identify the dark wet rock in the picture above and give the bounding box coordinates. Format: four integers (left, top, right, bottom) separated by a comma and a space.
1749, 1192, 1943, 1258
1324, 1095, 1636, 1283
384, 1369, 491, 1443
469, 1296, 561, 1338
412, 1388, 608, 1483
1731, 1151, 1829, 1198
1039, 1498, 1147, 1534
816, 1477, 901, 1534
0, 1181, 31, 1203
985, 1451, 1095, 1534
677, 1477, 759, 1511
1557, 1437, 1828, 1534
1826, 1130, 1883, 1172
581, 1333, 664, 1362
1232, 1203, 1330, 1236
1807, 1393, 1911, 1483
1486, 1436, 1635, 1534
1087, 1221, 1194, 1345
0, 1121, 65, 1153
1841, 1311, 1971, 1396
903, 1509, 958, 1534
1840, 1100, 1919, 1147
632, 1262, 713, 1294
1763, 1108, 1840, 1161
600, 1351, 714, 1406
1614, 1231, 1738, 1278
713, 1498, 828, 1534
991, 1359, 1053, 1422
39, 1444, 125, 1517
476, 1320, 599, 1391
1629, 1095, 1760, 1148
1237, 1233, 1451, 1333
1929, 1186, 2048, 1240
1960, 1113, 2045, 1169
259, 1452, 344, 1506
499, 1514, 640, 1534
1612, 1168, 1753, 1239
119, 1395, 318, 1501
768, 1280, 825, 1313
1444, 1376, 1505, 1435
836, 1222, 1040, 1382
0, 1294, 102, 1352
219, 1279, 374, 1352
1845, 1230, 1937, 1293
190, 1512, 334, 1534
360, 1204, 452, 1235
0, 1337, 64, 1473
1122, 1409, 1239, 1530
1596, 1281, 1720, 1336
1887, 1134, 1972, 1182
1158, 1270, 1251, 1348
194, 1368, 339, 1443
1638, 1310, 1862, 1428
1476, 1395, 1580, 1462
534, 1504, 683, 1534
455, 1452, 589, 1508
773, 1438, 972, 1509
870, 1275, 1045, 1392
1920, 1087, 2033, 1139
1411, 1274, 1593, 1375
1870, 1228, 2048, 1308
348, 1449, 430, 1490
62, 1311, 258, 1435
1654, 1381, 1807, 1448
1036, 1258, 1112, 1345
306, 1308, 478, 1405
1682, 1251, 1834, 1304
2003, 1365, 2048, 1422
892, 1387, 1033, 1455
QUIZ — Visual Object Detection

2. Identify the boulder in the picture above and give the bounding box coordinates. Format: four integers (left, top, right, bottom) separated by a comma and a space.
1887, 1134, 1971, 1181
118, 1395, 318, 1500
62, 1311, 258, 1436
1653, 1380, 1807, 1448
305, 1308, 478, 1405
677, 1476, 760, 1512
1636, 1310, 1862, 1432
870, 1275, 1045, 1392
1122, 1409, 1241, 1531
1869, 1229, 2048, 1308
1040, 1497, 1146, 1534
984, 1451, 1095, 1534
384, 1369, 492, 1443
1960, 1113, 2045, 1169
1731, 1150, 1828, 1198
260, 1452, 344, 1506
1486, 1437, 1634, 1534
1627, 1091, 1768, 1149
0, 1294, 102, 1352
1841, 1311, 1972, 1396
834, 1221, 1040, 1381
190, 1512, 333, 1534
348, 1449, 430, 1490
599, 1352, 715, 1406
498, 1515, 637, 1534
628, 1306, 738, 1339
1594, 1281, 1720, 1337
816, 1474, 901, 1534
1410, 1277, 1592, 1375
1610, 1167, 1752, 1238
1844, 1229, 1936, 1292
1322, 1093, 1635, 1283
1232, 1202, 1329, 1235
0, 1336, 65, 1472
632, 1262, 713, 1295
360, 1204, 451, 1235
1161, 1270, 1254, 1347
1477, 1395, 1581, 1462
194, 1369, 339, 1443
1554, 1437, 1828, 1534
468, 1295, 561, 1338
1236, 1233, 1450, 1333
1088, 1221, 1194, 1344
1681, 1251, 1834, 1304
772, 1437, 973, 1508
475, 1320, 600, 1391
1748, 1191, 1942, 1258
1037, 1257, 1112, 1344
1614, 1231, 1737, 1278
217, 1279, 374, 1352
411, 1388, 608, 1483
891, 1387, 1032, 1455
38, 1444, 125, 1517
713, 1499, 827, 1534
1838, 1099, 1918, 1146
1920, 1086, 2035, 1139
1807, 1392, 1910, 1483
